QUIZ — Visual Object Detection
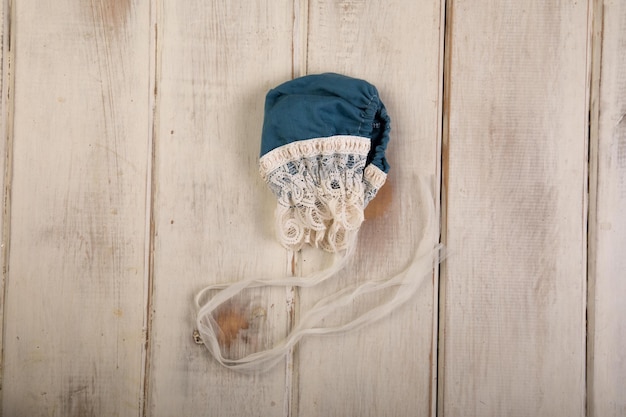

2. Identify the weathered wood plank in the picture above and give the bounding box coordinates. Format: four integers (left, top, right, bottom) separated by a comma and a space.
295, 1, 445, 416
146, 1, 294, 415
439, 1, 589, 416
2, 0, 152, 415
0, 0, 9, 409
588, 1, 626, 415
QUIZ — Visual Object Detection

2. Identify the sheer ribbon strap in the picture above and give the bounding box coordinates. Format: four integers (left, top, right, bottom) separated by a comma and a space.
194, 177, 441, 373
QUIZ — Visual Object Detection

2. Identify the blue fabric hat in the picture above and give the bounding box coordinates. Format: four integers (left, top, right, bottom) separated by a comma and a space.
259, 73, 390, 252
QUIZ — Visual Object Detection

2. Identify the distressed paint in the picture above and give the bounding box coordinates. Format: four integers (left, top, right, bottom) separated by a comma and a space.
0, 0, 8, 411
145, 1, 294, 416
0, 0, 623, 416
439, 0, 589, 415
588, 1, 626, 415
295, 1, 445, 416
1, 0, 151, 416
84, 0, 133, 32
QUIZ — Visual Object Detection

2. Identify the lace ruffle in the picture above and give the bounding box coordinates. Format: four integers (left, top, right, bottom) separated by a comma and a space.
363, 164, 387, 206
260, 136, 386, 252
259, 136, 371, 177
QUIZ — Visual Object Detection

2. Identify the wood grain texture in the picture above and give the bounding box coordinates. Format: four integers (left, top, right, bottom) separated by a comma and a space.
1, 0, 151, 416
295, 1, 444, 416
587, 0, 626, 415
2, 1, 624, 416
0, 0, 8, 409
146, 1, 294, 416
439, 1, 589, 416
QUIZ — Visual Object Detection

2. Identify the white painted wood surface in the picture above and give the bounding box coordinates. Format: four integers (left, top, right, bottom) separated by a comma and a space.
146, 1, 294, 416
0, 0, 8, 408
588, 0, 626, 415
294, 1, 444, 416
439, 1, 589, 416
1, 0, 152, 416
0, 0, 624, 416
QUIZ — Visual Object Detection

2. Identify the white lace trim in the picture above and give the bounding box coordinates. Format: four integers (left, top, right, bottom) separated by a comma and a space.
259, 136, 371, 180
363, 165, 387, 206
260, 135, 386, 252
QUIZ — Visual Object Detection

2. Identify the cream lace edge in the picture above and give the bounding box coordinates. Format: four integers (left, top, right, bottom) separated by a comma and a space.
363, 164, 386, 206
259, 136, 371, 180
260, 135, 387, 252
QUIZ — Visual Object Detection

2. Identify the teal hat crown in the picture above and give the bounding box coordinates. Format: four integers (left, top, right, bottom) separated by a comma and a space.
259, 73, 390, 252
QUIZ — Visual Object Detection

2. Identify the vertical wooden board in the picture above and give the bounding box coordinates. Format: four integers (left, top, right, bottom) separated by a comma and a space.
0, 0, 8, 398
295, 1, 444, 416
440, 1, 588, 416
147, 1, 293, 416
588, 0, 626, 415
2, 0, 151, 416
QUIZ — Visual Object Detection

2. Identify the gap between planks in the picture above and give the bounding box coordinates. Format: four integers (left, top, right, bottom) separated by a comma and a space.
431, 0, 448, 416
585, 0, 605, 415
139, 0, 160, 415
436, 0, 454, 416
0, 0, 15, 412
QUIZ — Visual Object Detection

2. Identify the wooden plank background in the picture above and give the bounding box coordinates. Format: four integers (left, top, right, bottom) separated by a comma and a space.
0, 0, 7, 410
146, 1, 293, 416
439, 0, 589, 415
295, 1, 444, 416
2, 1, 152, 416
588, 0, 626, 416
0, 0, 623, 416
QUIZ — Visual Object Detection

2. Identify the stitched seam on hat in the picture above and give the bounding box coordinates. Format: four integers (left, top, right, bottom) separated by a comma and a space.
357, 95, 378, 136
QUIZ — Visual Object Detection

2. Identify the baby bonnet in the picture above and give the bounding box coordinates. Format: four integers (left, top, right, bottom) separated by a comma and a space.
195, 74, 440, 373
259, 73, 390, 252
